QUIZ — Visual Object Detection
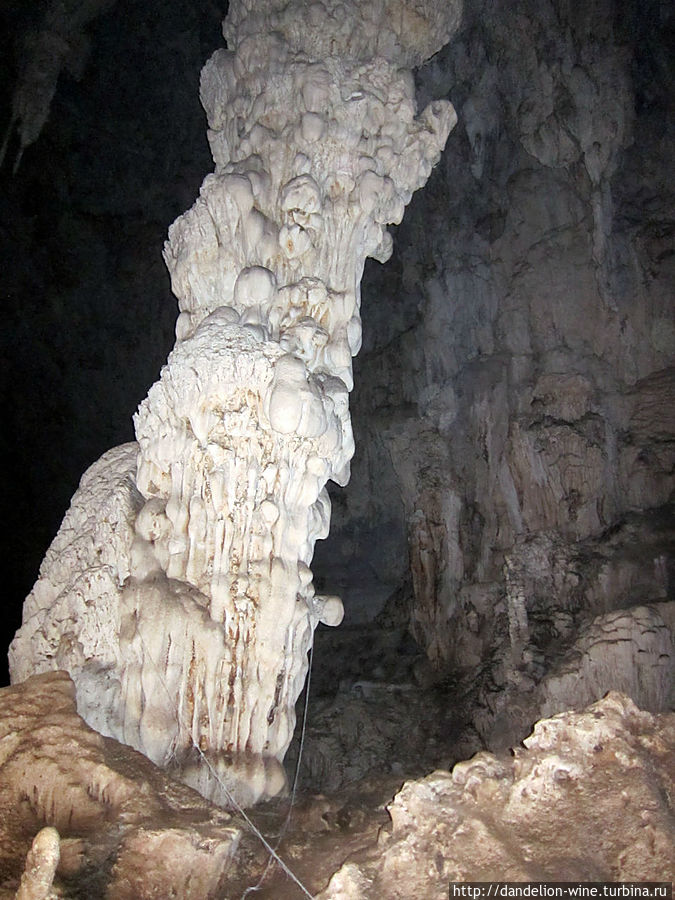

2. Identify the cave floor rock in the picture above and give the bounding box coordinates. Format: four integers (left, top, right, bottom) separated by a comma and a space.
0, 671, 241, 899
2, 674, 673, 898
232, 693, 675, 898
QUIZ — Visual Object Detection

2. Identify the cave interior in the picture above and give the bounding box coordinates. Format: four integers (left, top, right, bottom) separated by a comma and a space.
0, 0, 673, 895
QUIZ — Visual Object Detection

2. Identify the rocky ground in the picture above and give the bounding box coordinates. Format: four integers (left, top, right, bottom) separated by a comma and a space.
1, 673, 673, 898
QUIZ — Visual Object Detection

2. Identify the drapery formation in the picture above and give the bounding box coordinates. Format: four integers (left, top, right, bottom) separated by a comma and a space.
10, 0, 459, 806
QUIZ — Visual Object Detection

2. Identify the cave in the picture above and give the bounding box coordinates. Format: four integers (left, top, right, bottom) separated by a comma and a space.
0, 0, 673, 896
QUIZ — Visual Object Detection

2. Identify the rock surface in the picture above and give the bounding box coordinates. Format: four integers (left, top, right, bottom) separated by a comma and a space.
1, 0, 673, 890
317, 693, 675, 898
314, 0, 675, 747
0, 671, 240, 899
2, 678, 672, 898
15, 828, 60, 900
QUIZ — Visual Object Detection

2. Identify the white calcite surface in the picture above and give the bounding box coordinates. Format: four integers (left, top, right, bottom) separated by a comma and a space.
9, 0, 459, 805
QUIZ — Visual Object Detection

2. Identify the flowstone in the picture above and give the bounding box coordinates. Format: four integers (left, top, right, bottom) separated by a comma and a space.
9, 0, 460, 806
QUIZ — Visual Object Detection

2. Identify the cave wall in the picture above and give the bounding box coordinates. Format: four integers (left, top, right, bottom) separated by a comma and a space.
313, 0, 674, 732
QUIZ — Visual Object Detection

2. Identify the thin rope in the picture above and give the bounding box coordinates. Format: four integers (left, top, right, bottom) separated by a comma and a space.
120, 587, 315, 899
240, 640, 314, 898
193, 744, 315, 900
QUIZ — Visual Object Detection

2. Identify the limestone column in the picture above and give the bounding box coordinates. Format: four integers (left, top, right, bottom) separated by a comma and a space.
10, 0, 460, 806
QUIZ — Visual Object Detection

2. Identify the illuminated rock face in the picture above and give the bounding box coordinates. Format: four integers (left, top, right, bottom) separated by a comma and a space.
9, 0, 460, 805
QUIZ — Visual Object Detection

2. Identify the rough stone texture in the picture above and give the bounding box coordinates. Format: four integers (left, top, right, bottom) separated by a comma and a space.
286, 678, 450, 793
1, 0, 673, 884
538, 604, 674, 714
9, 0, 459, 807
0, 671, 240, 899
474, 598, 675, 753
284, 600, 673, 796
317, 693, 675, 898
15, 828, 60, 900
2, 680, 672, 897
314, 0, 675, 743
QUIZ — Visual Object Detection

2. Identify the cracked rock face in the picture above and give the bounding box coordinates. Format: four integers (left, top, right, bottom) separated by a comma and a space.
9, 0, 460, 807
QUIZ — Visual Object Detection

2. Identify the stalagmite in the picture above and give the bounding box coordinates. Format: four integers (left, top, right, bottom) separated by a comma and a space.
9, 0, 460, 806
16, 828, 60, 900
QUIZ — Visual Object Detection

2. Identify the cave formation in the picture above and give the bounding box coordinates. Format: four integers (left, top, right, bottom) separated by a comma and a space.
8, 0, 459, 809
0, 0, 673, 895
